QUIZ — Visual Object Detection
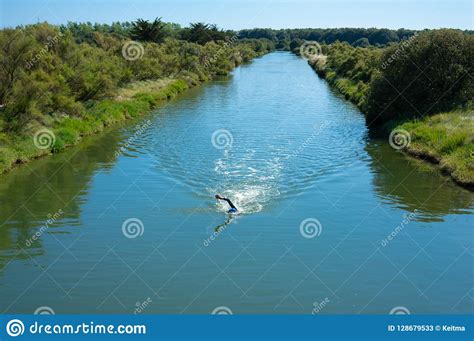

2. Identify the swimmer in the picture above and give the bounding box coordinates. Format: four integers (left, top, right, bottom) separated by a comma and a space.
215, 194, 238, 213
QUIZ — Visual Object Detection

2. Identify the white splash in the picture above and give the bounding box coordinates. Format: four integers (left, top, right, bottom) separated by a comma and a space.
211, 149, 282, 214
210, 184, 279, 214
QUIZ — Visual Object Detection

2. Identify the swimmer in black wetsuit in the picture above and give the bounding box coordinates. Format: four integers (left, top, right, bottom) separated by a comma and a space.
215, 194, 238, 213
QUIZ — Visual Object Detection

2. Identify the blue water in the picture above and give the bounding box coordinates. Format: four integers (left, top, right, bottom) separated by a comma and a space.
0, 52, 472, 314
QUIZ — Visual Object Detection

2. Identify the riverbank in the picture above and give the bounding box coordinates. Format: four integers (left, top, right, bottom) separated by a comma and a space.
2, 50, 472, 315
315, 70, 473, 188
305, 32, 473, 190
0, 78, 188, 174
0, 22, 274, 175
396, 111, 474, 190
0, 54, 270, 175
0, 60, 270, 175
312, 59, 474, 189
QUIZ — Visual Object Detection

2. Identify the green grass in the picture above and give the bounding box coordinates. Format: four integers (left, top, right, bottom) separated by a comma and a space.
0, 79, 189, 174
312, 63, 368, 109
320, 64, 473, 188
398, 110, 474, 187
310, 46, 473, 190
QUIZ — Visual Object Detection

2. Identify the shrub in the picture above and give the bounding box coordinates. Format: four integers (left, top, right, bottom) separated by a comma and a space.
366, 30, 474, 125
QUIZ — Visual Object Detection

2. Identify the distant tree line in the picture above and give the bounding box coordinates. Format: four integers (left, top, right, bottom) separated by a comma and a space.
238, 27, 474, 49
62, 18, 235, 45
59, 22, 445, 49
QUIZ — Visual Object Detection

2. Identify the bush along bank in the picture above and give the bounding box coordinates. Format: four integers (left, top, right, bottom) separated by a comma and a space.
303, 29, 474, 190
0, 21, 275, 174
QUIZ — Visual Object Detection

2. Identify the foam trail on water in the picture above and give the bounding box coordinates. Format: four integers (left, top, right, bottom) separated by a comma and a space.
211, 185, 278, 214
210, 151, 282, 214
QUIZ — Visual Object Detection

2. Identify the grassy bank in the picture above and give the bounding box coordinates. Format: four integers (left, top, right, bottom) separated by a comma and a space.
305, 30, 474, 190
396, 111, 474, 189
0, 79, 189, 173
0, 20, 274, 174
309, 42, 381, 110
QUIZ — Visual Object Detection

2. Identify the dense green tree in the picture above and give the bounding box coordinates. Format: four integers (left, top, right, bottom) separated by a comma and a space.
289, 38, 305, 52
130, 18, 167, 43
0, 29, 34, 105
63, 21, 131, 44
0, 22, 273, 132
311, 29, 473, 127
238, 28, 277, 41
181, 22, 231, 45
367, 29, 399, 45
238, 28, 421, 47
366, 29, 474, 124
352, 37, 370, 47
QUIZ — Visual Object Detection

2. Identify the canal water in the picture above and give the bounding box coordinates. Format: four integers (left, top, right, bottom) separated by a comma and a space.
0, 52, 472, 314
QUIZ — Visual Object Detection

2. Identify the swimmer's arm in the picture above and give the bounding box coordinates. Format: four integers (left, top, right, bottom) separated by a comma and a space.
215, 194, 237, 209
224, 198, 236, 209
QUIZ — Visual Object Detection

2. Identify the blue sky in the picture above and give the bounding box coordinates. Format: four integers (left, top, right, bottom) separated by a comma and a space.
1, 0, 472, 29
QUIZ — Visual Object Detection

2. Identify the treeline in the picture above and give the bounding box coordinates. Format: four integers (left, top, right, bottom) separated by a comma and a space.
65, 19, 236, 45
0, 20, 274, 172
308, 29, 473, 125
0, 20, 273, 131
64, 24, 435, 49
238, 28, 421, 49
